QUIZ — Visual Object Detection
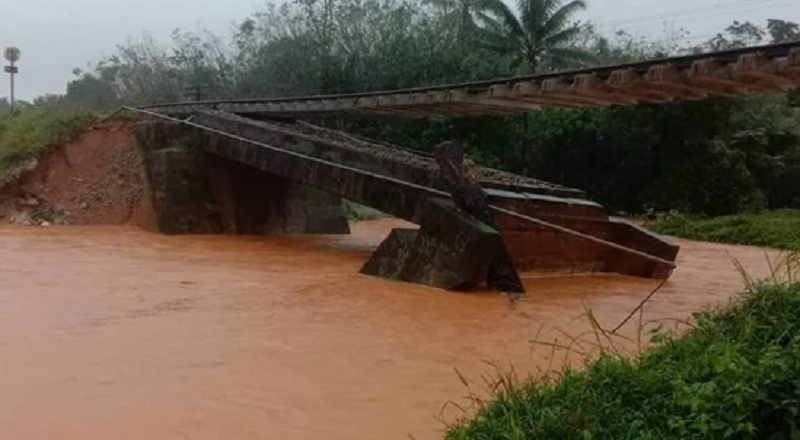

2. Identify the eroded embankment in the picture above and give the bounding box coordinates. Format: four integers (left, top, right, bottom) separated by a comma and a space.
0, 119, 154, 228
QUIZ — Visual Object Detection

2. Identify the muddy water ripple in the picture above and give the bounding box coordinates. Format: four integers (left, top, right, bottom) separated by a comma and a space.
0, 219, 785, 439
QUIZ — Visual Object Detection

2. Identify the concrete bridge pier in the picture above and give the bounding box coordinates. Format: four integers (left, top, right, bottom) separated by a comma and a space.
135, 121, 350, 235
360, 197, 508, 291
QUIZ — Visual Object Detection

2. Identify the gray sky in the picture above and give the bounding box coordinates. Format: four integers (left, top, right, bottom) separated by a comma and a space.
0, 0, 798, 100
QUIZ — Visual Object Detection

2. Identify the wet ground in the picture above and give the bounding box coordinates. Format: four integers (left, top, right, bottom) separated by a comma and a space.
0, 219, 787, 439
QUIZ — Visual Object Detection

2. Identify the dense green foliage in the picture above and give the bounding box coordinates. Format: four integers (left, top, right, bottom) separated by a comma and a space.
518, 97, 800, 216
344, 200, 385, 221
9, 0, 800, 217
0, 109, 98, 174
446, 281, 800, 439
651, 210, 800, 251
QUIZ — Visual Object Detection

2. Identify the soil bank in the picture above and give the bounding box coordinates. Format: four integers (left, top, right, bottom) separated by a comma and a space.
0, 120, 154, 228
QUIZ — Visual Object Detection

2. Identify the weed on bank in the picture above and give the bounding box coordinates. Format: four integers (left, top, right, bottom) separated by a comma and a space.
650, 210, 800, 251
0, 108, 97, 175
445, 280, 800, 439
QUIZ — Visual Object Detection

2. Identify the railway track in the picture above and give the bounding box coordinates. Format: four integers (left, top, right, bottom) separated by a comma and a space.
141, 41, 800, 119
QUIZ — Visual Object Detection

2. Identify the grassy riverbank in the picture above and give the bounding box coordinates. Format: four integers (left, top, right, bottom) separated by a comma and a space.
445, 279, 800, 439
650, 210, 800, 250
0, 109, 98, 175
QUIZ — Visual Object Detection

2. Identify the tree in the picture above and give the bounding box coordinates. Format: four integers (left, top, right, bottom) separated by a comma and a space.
422, 0, 483, 45
63, 71, 119, 108
33, 94, 65, 108
474, 0, 594, 73
704, 20, 764, 50
767, 19, 800, 43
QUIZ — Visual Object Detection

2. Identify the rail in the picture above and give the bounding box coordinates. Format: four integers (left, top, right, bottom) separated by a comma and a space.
137, 41, 800, 118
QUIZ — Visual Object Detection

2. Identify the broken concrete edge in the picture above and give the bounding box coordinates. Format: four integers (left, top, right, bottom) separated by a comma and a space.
609, 216, 678, 243
609, 216, 681, 261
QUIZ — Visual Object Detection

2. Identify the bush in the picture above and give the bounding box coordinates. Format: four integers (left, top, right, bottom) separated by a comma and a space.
650, 210, 800, 250
445, 281, 800, 440
0, 108, 98, 175
345, 200, 385, 221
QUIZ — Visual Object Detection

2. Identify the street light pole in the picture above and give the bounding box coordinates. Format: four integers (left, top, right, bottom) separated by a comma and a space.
10, 60, 14, 110
4, 47, 21, 112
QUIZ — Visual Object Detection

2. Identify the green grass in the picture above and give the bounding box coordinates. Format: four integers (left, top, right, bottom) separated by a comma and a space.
0, 108, 99, 175
345, 200, 386, 221
649, 210, 800, 251
445, 277, 800, 440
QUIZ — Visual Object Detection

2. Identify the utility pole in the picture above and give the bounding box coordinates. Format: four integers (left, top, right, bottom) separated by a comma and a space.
4, 47, 20, 112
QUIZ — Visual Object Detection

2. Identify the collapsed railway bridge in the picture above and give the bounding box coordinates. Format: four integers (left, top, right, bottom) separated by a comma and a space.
133, 42, 800, 293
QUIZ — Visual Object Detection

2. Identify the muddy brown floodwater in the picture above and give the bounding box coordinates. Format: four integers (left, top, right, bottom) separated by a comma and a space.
0, 218, 787, 440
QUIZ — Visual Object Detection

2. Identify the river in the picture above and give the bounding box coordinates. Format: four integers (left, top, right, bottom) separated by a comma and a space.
0, 219, 786, 439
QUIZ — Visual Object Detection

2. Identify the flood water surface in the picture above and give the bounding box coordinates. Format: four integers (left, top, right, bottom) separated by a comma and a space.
0, 219, 786, 439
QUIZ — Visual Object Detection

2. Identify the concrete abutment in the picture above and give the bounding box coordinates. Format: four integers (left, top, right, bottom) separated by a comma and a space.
135, 121, 349, 235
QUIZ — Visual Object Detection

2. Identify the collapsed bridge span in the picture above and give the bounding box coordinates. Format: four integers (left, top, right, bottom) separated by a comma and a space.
135, 111, 677, 291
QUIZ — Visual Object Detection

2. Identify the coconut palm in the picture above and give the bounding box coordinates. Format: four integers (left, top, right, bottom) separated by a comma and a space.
475, 0, 595, 74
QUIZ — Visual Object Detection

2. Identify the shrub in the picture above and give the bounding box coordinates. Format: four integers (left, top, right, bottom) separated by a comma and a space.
650, 210, 800, 250
345, 200, 385, 221
445, 281, 800, 440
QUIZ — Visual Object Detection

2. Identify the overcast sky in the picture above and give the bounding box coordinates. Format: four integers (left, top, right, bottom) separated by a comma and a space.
0, 0, 797, 100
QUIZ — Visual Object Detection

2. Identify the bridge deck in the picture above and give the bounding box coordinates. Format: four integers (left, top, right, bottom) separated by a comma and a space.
189, 111, 593, 222
143, 42, 800, 119
200, 112, 585, 198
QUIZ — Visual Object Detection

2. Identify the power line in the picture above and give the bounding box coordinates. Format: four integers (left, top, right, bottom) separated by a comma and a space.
597, 28, 785, 55
591, 0, 794, 31
593, 0, 788, 27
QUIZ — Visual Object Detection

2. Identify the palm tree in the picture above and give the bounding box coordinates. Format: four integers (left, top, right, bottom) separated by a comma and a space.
475, 0, 595, 74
